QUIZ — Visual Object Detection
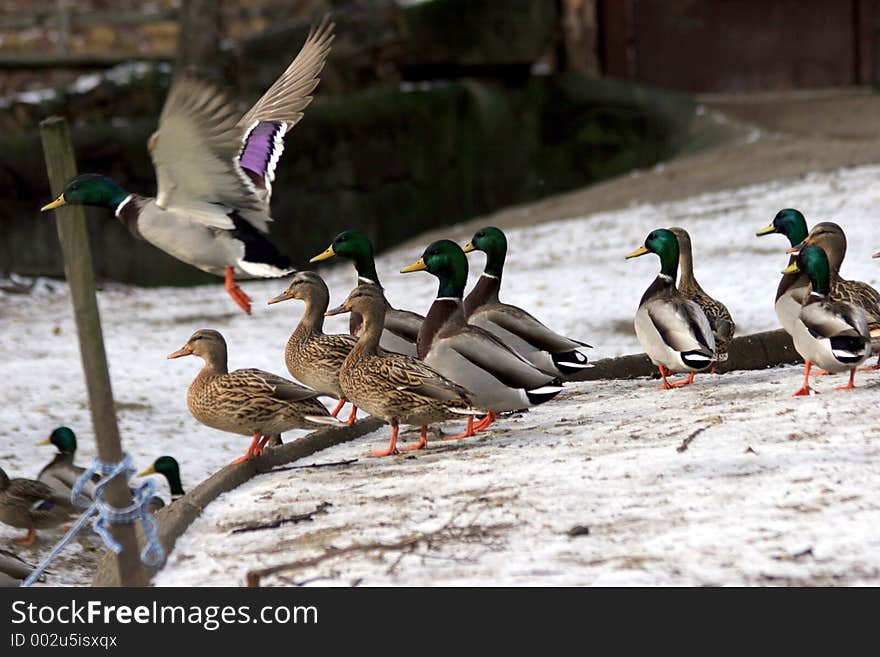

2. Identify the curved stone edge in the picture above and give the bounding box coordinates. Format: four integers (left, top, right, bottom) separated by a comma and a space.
91, 417, 384, 586
566, 329, 800, 381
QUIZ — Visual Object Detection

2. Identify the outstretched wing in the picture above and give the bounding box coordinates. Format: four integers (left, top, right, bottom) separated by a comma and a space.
150, 77, 264, 220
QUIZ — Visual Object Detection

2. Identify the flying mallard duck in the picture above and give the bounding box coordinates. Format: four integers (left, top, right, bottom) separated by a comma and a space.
326, 285, 479, 456
625, 228, 715, 389
667, 227, 735, 370
268, 271, 359, 424
167, 329, 340, 463
789, 221, 880, 370
460, 226, 591, 377
310, 230, 423, 355
137, 456, 185, 511
401, 240, 563, 437
37, 426, 98, 503
781, 244, 871, 395
0, 466, 74, 546
40, 19, 335, 314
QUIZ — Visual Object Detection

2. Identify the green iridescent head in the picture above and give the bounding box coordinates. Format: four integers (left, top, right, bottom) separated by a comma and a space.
401, 239, 469, 298
463, 226, 507, 277
139, 456, 184, 497
756, 208, 809, 247
41, 174, 129, 212
626, 228, 680, 278
40, 426, 78, 454
309, 230, 381, 286
783, 244, 831, 296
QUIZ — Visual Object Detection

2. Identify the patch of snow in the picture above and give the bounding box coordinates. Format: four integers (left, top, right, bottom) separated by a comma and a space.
2, 164, 879, 586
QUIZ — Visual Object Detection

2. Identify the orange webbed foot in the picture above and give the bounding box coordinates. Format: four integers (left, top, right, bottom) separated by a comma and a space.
224, 266, 252, 315
16, 529, 36, 547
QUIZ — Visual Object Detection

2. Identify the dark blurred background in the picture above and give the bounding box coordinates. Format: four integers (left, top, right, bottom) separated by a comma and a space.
0, 0, 875, 285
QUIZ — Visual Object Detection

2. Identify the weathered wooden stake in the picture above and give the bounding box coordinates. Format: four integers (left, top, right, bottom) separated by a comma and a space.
39, 116, 147, 587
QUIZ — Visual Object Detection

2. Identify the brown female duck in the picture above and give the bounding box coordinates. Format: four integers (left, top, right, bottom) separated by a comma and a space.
0, 466, 73, 546
668, 227, 735, 369
326, 285, 479, 456
167, 329, 340, 463
268, 271, 359, 424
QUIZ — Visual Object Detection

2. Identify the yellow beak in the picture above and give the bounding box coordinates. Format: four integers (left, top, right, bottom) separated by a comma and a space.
37, 438, 52, 446
309, 246, 335, 263
755, 223, 776, 236
461, 241, 476, 253
400, 257, 427, 273
166, 345, 192, 359
41, 194, 67, 212
625, 245, 650, 260
137, 465, 157, 477
781, 262, 800, 274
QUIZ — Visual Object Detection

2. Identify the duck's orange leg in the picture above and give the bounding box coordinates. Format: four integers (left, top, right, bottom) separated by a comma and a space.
330, 399, 346, 417
255, 434, 273, 455
15, 528, 36, 547
232, 432, 263, 463
444, 416, 477, 441
668, 372, 696, 388
473, 412, 496, 432
345, 404, 359, 425
835, 368, 858, 390
793, 361, 818, 396
225, 266, 252, 315
399, 426, 428, 452
372, 423, 400, 457
656, 365, 674, 390
859, 354, 880, 371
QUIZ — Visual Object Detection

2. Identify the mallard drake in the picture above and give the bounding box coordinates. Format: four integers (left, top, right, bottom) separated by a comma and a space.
401, 239, 563, 437
326, 285, 479, 456
37, 426, 98, 503
667, 227, 735, 369
0, 466, 73, 546
268, 271, 359, 424
0, 548, 39, 586
790, 221, 880, 369
167, 329, 340, 463
781, 244, 871, 395
137, 456, 185, 511
625, 228, 715, 389
756, 208, 812, 337
460, 226, 591, 377
310, 230, 423, 356
40, 19, 335, 314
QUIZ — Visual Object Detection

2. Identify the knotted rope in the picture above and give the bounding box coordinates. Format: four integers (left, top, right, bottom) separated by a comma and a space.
21, 453, 164, 587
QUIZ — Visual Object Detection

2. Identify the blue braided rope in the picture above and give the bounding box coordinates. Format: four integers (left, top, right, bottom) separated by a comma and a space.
21, 453, 165, 587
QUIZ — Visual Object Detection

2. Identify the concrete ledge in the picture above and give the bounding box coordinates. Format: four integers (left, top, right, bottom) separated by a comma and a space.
567, 328, 800, 381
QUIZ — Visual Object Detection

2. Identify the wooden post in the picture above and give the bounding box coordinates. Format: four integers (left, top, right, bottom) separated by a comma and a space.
39, 116, 147, 587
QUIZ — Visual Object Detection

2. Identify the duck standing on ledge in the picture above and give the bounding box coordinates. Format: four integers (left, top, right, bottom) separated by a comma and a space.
781, 245, 871, 395
626, 228, 715, 389
310, 230, 423, 356
167, 329, 340, 463
401, 240, 563, 438
41, 19, 335, 314
268, 271, 360, 424
790, 222, 880, 370
460, 226, 591, 377
667, 227, 735, 371
326, 285, 479, 456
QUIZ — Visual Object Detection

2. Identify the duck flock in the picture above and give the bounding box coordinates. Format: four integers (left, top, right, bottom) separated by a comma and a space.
3, 19, 880, 584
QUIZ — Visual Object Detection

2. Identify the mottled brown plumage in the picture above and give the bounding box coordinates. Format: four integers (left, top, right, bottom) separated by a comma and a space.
326, 285, 478, 456
669, 227, 735, 363
269, 272, 359, 421
167, 329, 339, 462
0, 466, 73, 546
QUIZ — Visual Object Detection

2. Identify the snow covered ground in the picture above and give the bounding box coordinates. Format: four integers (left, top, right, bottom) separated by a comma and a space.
2, 164, 879, 586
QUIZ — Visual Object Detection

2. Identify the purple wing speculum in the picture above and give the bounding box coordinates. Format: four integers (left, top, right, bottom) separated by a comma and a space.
239, 120, 289, 197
